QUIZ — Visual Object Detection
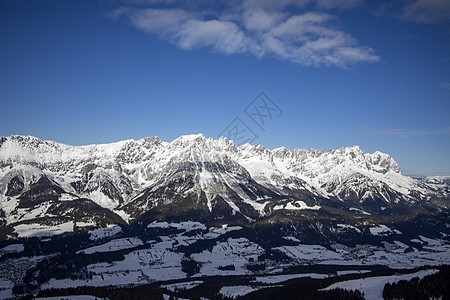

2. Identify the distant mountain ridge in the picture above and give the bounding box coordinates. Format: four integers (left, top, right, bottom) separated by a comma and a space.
0, 134, 448, 238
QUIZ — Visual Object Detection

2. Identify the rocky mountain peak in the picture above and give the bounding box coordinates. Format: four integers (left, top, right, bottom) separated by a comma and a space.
0, 134, 447, 227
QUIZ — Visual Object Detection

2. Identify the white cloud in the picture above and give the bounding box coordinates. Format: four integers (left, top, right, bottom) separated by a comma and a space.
401, 0, 450, 23
111, 7, 189, 36
269, 13, 336, 40
375, 0, 450, 24
242, 0, 310, 11
176, 19, 250, 54
441, 82, 450, 90
111, 1, 380, 67
316, 0, 363, 10
259, 12, 379, 67
243, 10, 287, 32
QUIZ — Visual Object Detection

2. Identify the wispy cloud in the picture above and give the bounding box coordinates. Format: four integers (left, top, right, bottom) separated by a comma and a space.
110, 0, 380, 68
441, 82, 450, 90
401, 0, 450, 24
316, 0, 363, 11
375, 0, 450, 24
370, 127, 450, 137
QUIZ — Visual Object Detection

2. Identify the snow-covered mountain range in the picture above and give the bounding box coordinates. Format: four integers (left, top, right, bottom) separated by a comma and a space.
0, 134, 448, 238
1, 134, 449, 299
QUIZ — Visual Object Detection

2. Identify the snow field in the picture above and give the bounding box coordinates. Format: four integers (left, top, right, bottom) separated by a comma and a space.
219, 285, 260, 298
78, 237, 143, 254
14, 221, 74, 238
191, 237, 264, 277
275, 244, 342, 262
161, 280, 203, 292
253, 273, 328, 284
323, 269, 439, 300
89, 224, 122, 240
0, 243, 24, 254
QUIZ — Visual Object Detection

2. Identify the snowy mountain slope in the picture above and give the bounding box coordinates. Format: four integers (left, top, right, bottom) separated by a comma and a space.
0, 134, 448, 237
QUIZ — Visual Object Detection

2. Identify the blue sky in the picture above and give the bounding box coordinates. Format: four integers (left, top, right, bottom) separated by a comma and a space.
0, 0, 449, 176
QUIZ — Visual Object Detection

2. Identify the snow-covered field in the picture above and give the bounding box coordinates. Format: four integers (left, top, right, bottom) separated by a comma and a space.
14, 221, 74, 238
253, 273, 328, 284
192, 237, 264, 277
336, 270, 371, 276
0, 279, 14, 300
204, 225, 242, 239
323, 269, 439, 300
369, 224, 401, 236
275, 244, 342, 262
147, 221, 206, 232
88, 225, 122, 240
0, 220, 444, 300
219, 285, 260, 298
0, 243, 24, 254
78, 237, 143, 254
161, 280, 203, 292
38, 222, 263, 289
322, 237, 450, 268
266, 235, 450, 269
33, 221, 450, 292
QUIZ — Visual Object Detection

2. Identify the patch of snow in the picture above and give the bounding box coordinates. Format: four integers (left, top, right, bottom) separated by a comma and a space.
273, 200, 320, 211
199, 167, 215, 186
411, 238, 425, 245
323, 269, 438, 300
78, 237, 143, 254
114, 210, 131, 223
0, 278, 13, 300
253, 273, 328, 284
147, 221, 206, 232
419, 235, 442, 246
337, 224, 361, 233
147, 221, 170, 229
204, 225, 242, 239
336, 270, 371, 276
242, 198, 267, 214
283, 236, 301, 242
275, 244, 342, 262
192, 237, 263, 277
42, 271, 148, 289
161, 280, 203, 292
223, 197, 241, 214
89, 224, 122, 240
86, 190, 118, 211
369, 225, 400, 236
0, 243, 24, 253
76, 221, 96, 227
349, 207, 371, 215
219, 285, 259, 298
14, 221, 74, 238
393, 241, 408, 249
